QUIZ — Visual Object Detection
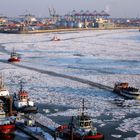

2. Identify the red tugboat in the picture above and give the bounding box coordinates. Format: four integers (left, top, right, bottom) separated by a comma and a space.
56, 99, 104, 140
0, 100, 15, 134
113, 82, 140, 99
8, 48, 20, 63
13, 81, 38, 113
51, 36, 60, 41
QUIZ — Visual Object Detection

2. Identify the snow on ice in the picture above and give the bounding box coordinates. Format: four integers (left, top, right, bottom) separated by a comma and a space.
0, 29, 140, 139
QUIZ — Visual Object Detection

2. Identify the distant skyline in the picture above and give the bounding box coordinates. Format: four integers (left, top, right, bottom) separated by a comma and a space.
0, 0, 140, 18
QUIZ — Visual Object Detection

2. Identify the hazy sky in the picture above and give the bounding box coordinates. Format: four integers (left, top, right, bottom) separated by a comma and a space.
0, 0, 140, 18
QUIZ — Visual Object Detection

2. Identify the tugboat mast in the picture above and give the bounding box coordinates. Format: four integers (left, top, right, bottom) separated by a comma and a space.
82, 98, 85, 116
0, 74, 5, 89
0, 75, 3, 88
70, 116, 74, 140
20, 80, 23, 92
13, 48, 15, 53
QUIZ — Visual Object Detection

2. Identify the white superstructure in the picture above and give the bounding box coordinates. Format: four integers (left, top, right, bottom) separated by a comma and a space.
0, 77, 9, 97
14, 81, 34, 109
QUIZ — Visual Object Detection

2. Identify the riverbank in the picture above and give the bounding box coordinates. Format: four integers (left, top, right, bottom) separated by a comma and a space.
1, 26, 140, 34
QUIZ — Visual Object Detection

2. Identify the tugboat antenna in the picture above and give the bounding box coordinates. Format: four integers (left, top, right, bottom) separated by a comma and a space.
13, 47, 15, 53
20, 80, 23, 92
70, 116, 74, 140
82, 98, 85, 116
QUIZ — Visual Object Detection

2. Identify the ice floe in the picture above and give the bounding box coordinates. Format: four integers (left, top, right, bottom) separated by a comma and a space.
0, 29, 140, 139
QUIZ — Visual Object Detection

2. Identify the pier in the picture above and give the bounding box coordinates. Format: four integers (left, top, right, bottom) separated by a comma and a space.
16, 125, 46, 140
16, 114, 60, 140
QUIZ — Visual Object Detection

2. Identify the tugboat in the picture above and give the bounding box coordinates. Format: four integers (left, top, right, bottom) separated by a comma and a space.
56, 99, 104, 140
0, 76, 10, 97
113, 82, 140, 99
51, 36, 60, 41
0, 100, 15, 134
8, 48, 20, 63
13, 81, 37, 113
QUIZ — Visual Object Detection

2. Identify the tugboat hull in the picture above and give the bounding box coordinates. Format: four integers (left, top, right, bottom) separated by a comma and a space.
83, 134, 104, 140
0, 133, 14, 140
8, 58, 20, 63
52, 39, 60, 41
57, 125, 104, 140
0, 124, 15, 134
120, 90, 140, 99
59, 131, 104, 140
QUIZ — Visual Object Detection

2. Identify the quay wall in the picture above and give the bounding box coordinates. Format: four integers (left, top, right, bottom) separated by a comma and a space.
1, 27, 140, 34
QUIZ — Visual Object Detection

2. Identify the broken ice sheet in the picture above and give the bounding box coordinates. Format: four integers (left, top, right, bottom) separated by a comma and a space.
111, 134, 122, 138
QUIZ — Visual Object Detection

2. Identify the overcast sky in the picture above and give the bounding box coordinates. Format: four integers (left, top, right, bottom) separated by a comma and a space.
0, 0, 140, 18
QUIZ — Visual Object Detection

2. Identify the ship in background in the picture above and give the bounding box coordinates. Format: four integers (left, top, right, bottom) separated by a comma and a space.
51, 36, 60, 41
113, 82, 140, 99
8, 48, 20, 63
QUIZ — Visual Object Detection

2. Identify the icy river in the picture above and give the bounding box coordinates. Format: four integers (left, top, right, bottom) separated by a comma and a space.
0, 29, 140, 140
